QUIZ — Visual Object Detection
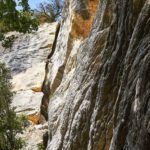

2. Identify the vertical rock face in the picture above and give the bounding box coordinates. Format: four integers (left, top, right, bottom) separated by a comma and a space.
0, 23, 57, 149
0, 23, 57, 116
41, 0, 99, 120
45, 0, 150, 150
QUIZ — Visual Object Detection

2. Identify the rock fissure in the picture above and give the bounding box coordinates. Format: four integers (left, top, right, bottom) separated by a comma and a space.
44, 0, 150, 150
1, 0, 150, 149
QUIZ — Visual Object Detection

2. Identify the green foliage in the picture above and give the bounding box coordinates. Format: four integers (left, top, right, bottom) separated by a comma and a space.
0, 0, 39, 49
0, 0, 38, 33
0, 33, 5, 41
0, 0, 18, 32
37, 143, 45, 150
1, 35, 16, 49
17, 114, 30, 128
18, 0, 30, 11
0, 63, 25, 150
18, 11, 38, 33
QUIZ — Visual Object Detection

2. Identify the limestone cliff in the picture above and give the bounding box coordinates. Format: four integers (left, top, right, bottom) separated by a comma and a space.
41, 0, 150, 150
0, 0, 149, 149
0, 23, 57, 149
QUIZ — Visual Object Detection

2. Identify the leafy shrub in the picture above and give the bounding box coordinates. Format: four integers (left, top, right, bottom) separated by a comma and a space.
37, 143, 45, 150
17, 114, 30, 128
0, 63, 25, 150
1, 35, 16, 49
0, 0, 39, 49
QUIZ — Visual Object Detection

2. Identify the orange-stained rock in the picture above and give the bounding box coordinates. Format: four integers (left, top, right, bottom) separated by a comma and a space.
71, 0, 99, 39
31, 87, 42, 92
47, 43, 53, 48
27, 114, 40, 124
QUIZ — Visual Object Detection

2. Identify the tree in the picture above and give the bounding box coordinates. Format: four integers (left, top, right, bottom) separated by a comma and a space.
0, 0, 38, 48
0, 63, 24, 150
35, 0, 63, 23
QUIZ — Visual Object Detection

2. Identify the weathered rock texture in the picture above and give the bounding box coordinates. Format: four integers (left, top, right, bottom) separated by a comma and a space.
0, 23, 57, 150
41, 0, 99, 120
0, 23, 57, 116
43, 0, 150, 150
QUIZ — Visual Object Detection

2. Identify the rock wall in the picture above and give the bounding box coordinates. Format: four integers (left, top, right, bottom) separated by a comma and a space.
0, 23, 57, 116
0, 23, 57, 149
44, 0, 150, 150
41, 0, 99, 120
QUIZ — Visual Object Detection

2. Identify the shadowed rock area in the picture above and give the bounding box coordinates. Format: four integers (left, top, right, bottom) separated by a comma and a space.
40, 0, 150, 150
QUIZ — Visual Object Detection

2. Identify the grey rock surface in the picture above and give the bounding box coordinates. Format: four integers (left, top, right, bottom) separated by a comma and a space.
42, 0, 150, 150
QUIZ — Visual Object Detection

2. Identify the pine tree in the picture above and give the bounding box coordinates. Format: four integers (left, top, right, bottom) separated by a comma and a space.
0, 0, 38, 48
0, 63, 24, 150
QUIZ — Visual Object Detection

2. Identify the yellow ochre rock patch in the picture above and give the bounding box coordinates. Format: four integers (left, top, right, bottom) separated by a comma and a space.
31, 87, 42, 92
71, 0, 99, 39
27, 114, 40, 125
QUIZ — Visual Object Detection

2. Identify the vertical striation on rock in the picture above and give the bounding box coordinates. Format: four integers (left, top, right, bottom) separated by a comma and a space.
41, 0, 99, 120
45, 0, 150, 150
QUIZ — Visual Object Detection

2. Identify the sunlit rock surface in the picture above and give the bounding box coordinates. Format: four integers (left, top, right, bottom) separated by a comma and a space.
0, 22, 57, 150
0, 0, 150, 149
0, 22, 57, 115
20, 123, 48, 150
